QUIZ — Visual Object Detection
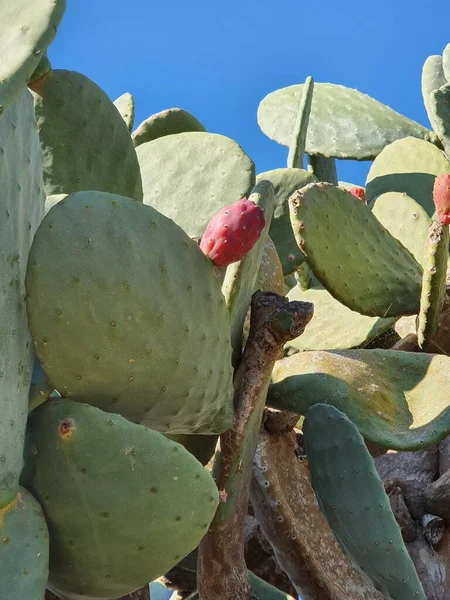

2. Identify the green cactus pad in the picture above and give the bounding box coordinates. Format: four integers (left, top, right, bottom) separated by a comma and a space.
255, 169, 317, 275
221, 181, 275, 366
132, 107, 206, 147
0, 487, 49, 600
26, 191, 233, 434
289, 183, 422, 317
137, 131, 255, 238
268, 349, 450, 450
189, 572, 295, 600
29, 355, 54, 412
113, 92, 135, 132
285, 284, 396, 353
287, 76, 313, 169
417, 221, 449, 350
0, 90, 45, 507
429, 83, 450, 157
257, 83, 438, 159
366, 137, 450, 216
444, 44, 450, 83
304, 403, 426, 600
307, 155, 338, 184
370, 192, 431, 266
23, 399, 219, 600
422, 56, 447, 122
29, 70, 143, 201
0, 1, 65, 115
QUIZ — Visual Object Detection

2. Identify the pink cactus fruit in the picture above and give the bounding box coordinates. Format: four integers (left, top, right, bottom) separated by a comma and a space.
348, 187, 366, 203
433, 174, 450, 225
200, 198, 266, 267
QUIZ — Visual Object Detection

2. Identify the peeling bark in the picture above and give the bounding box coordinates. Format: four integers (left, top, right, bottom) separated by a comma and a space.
424, 469, 450, 521
375, 447, 450, 598
197, 292, 313, 600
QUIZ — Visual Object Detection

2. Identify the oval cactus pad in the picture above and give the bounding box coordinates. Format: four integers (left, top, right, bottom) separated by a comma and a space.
29, 70, 143, 201
137, 131, 255, 238
289, 183, 422, 317
24, 399, 219, 599
26, 191, 233, 434
258, 83, 438, 159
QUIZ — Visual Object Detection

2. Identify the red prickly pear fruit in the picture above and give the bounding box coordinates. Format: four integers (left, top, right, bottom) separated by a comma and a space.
200, 198, 266, 267
348, 187, 366, 203
433, 174, 450, 225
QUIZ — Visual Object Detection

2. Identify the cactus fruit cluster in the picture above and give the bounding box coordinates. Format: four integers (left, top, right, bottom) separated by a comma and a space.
2, 3, 450, 599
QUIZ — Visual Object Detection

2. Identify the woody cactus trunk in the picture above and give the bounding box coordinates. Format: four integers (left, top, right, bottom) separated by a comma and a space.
2, 3, 450, 599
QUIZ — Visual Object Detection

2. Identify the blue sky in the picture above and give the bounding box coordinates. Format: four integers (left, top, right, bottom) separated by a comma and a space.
49, 1, 450, 187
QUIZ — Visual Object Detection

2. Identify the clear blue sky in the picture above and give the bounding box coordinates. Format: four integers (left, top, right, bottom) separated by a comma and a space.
49, 1, 450, 187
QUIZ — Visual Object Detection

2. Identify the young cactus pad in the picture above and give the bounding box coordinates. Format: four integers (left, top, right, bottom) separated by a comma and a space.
417, 220, 449, 350
267, 349, 450, 450
289, 183, 423, 317
257, 82, 438, 159
29, 69, 143, 201
113, 92, 135, 132
22, 399, 219, 599
0, 89, 45, 507
303, 403, 426, 600
25, 191, 234, 434
0, 487, 49, 600
132, 107, 206, 147
137, 131, 255, 238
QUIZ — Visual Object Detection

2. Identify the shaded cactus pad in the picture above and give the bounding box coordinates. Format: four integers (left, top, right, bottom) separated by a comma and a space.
304, 403, 426, 600
26, 191, 234, 434
289, 182, 423, 317
137, 131, 255, 238
23, 399, 219, 600
29, 70, 143, 201
285, 284, 396, 352
366, 137, 450, 217
268, 349, 450, 450
0, 89, 45, 507
258, 82, 437, 159
255, 168, 317, 275
0, 487, 49, 600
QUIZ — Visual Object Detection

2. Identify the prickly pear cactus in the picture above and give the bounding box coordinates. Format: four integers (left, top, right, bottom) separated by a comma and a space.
258, 82, 438, 159
26, 191, 234, 434
289, 182, 423, 317
0, 89, 45, 507
23, 399, 219, 599
304, 403, 426, 600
